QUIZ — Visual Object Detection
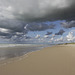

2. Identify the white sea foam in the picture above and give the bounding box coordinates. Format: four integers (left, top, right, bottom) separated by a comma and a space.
0, 57, 6, 61
0, 44, 40, 48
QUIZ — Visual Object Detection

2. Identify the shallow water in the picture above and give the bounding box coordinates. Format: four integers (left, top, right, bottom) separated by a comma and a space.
0, 44, 53, 62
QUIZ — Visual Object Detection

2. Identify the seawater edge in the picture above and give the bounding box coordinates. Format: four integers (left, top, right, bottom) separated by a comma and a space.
0, 44, 54, 66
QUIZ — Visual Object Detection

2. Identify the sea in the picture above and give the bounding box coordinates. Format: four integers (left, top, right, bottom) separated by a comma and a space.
0, 44, 53, 62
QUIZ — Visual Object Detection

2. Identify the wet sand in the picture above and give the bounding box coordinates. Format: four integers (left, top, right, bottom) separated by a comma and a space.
0, 45, 43, 61
0, 45, 75, 75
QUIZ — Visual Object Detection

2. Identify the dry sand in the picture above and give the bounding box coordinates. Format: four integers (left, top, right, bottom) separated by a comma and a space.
0, 45, 75, 75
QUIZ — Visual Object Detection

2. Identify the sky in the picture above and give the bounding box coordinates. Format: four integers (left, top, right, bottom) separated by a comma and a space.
0, 0, 75, 44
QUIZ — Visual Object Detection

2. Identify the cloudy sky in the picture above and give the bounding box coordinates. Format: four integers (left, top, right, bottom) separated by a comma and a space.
0, 0, 75, 44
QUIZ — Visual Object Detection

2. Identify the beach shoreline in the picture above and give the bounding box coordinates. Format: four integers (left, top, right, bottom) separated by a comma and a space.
0, 44, 54, 66
0, 44, 45, 64
0, 44, 75, 75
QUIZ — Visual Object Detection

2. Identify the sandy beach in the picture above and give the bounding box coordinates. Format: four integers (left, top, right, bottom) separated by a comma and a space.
0, 45, 75, 75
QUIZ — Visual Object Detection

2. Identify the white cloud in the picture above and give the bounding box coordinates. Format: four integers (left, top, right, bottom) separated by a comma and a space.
54, 30, 75, 43
51, 0, 69, 8
44, 35, 49, 38
66, 31, 75, 42
6, 6, 13, 11
16, 32, 23, 35
0, 28, 11, 33
35, 34, 40, 39
0, 5, 14, 19
55, 37, 64, 42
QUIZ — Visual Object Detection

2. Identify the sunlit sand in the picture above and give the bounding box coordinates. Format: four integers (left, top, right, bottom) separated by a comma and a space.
0, 45, 75, 75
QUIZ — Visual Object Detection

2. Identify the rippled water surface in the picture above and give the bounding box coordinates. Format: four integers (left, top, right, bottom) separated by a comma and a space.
0, 44, 52, 61
0, 44, 53, 62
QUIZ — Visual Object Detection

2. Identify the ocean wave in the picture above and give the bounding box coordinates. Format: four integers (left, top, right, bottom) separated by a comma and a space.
0, 44, 40, 48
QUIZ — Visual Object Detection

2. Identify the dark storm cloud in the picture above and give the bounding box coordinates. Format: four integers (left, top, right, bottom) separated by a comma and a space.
46, 31, 52, 35
13, 0, 75, 22
0, 19, 55, 40
0, 31, 13, 39
61, 21, 75, 28
0, 19, 55, 33
0, 0, 75, 22
0, 19, 25, 32
55, 29, 65, 35
0, 0, 75, 33
26, 23, 55, 31
0, 19, 29, 37
0, 32, 10, 36
0, 19, 27, 39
